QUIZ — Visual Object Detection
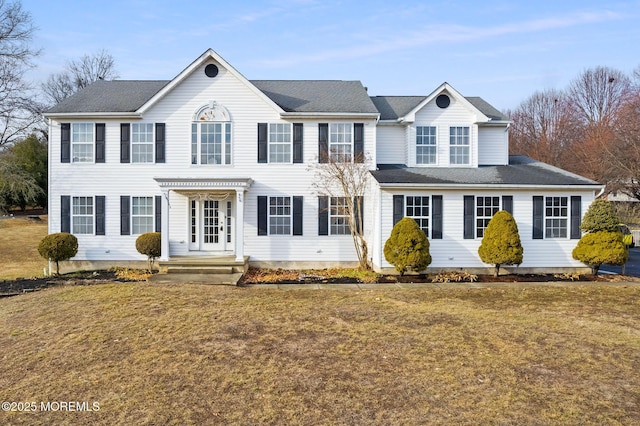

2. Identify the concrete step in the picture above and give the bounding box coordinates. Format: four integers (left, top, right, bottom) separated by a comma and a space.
166, 266, 234, 275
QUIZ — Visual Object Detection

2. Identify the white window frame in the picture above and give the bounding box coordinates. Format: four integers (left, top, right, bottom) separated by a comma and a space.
449, 126, 470, 165
330, 197, 351, 235
268, 123, 292, 163
416, 126, 437, 165
329, 123, 353, 163
72, 196, 94, 234
131, 123, 154, 163
131, 196, 154, 235
476, 196, 500, 238
191, 122, 232, 165
269, 196, 292, 235
405, 196, 430, 236
71, 123, 94, 163
545, 196, 568, 238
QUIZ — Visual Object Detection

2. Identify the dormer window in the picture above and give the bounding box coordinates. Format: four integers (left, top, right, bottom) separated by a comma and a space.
449, 126, 470, 165
416, 126, 436, 165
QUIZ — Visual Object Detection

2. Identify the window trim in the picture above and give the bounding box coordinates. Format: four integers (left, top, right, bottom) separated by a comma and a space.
329, 196, 351, 235
449, 126, 470, 165
544, 196, 569, 239
131, 196, 155, 235
268, 196, 292, 236
72, 196, 94, 234
405, 195, 430, 236
71, 122, 95, 163
475, 196, 501, 238
268, 122, 292, 164
329, 123, 354, 163
416, 125, 437, 165
191, 121, 232, 165
130, 123, 155, 164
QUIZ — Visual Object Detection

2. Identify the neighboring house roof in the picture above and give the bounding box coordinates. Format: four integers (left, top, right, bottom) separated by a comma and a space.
370, 95, 510, 121
252, 80, 379, 114
46, 80, 169, 114
46, 79, 378, 115
372, 155, 600, 187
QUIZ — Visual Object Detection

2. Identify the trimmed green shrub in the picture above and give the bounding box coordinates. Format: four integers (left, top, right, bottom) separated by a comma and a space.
384, 217, 431, 276
136, 232, 161, 271
38, 232, 78, 275
572, 230, 627, 275
478, 210, 523, 277
580, 199, 620, 232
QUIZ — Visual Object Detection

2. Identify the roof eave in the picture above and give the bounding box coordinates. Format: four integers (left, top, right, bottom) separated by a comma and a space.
280, 112, 380, 119
43, 112, 142, 119
376, 182, 603, 190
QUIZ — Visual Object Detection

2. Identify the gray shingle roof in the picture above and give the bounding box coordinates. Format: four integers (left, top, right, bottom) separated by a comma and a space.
370, 95, 510, 121
46, 80, 169, 113
251, 80, 379, 114
372, 155, 600, 186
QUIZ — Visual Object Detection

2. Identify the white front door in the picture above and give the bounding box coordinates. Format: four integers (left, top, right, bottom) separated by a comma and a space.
189, 198, 234, 252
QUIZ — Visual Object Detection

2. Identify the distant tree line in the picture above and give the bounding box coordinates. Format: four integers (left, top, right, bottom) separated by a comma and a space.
507, 66, 640, 208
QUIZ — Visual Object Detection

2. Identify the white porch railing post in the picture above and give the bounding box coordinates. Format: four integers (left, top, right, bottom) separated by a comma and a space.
235, 190, 245, 262
160, 189, 170, 261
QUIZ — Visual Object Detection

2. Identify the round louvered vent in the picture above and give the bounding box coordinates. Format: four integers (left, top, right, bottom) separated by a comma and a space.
205, 64, 219, 78
436, 94, 450, 108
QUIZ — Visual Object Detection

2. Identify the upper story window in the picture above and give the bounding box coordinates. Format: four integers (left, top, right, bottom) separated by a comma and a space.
318, 123, 364, 164
72, 123, 94, 163
416, 126, 436, 165
545, 196, 568, 238
191, 102, 232, 165
269, 123, 292, 163
449, 126, 470, 165
131, 124, 154, 163
330, 123, 353, 162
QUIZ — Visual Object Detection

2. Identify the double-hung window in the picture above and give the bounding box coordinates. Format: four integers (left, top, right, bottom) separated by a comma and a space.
131, 196, 154, 234
72, 123, 94, 163
449, 126, 470, 165
330, 123, 352, 162
131, 123, 154, 163
191, 122, 232, 165
330, 197, 351, 235
416, 126, 436, 165
406, 196, 430, 235
269, 197, 291, 235
269, 123, 291, 163
476, 196, 500, 238
545, 196, 568, 238
72, 196, 94, 234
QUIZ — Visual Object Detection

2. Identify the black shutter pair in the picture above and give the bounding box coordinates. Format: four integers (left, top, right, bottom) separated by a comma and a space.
392, 195, 443, 239
318, 123, 363, 163
120, 123, 165, 163
120, 196, 162, 235
318, 196, 364, 236
258, 123, 303, 163
257, 196, 303, 236
61, 123, 105, 163
60, 195, 105, 235
532, 196, 581, 239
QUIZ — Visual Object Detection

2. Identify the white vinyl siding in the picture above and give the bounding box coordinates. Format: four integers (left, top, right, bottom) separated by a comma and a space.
72, 123, 93, 163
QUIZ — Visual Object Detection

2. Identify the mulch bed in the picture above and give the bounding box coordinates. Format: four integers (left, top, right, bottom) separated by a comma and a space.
0, 270, 139, 296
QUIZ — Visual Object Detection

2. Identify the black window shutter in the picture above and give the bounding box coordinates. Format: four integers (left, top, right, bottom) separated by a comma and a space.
432, 195, 443, 239
95, 123, 105, 163
354, 123, 364, 163
393, 195, 404, 225
120, 196, 130, 236
257, 123, 268, 163
293, 123, 303, 163
95, 196, 105, 235
257, 196, 268, 236
155, 195, 162, 233
293, 196, 303, 236
318, 196, 329, 236
120, 123, 130, 163
318, 123, 328, 163
61, 195, 71, 232
533, 196, 544, 239
354, 196, 364, 234
463, 195, 475, 239
155, 123, 165, 163
61, 123, 71, 163
502, 195, 513, 215
570, 196, 582, 239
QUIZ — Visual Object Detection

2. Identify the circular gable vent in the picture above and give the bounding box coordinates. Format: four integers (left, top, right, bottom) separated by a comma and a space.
205, 64, 219, 78
436, 94, 450, 109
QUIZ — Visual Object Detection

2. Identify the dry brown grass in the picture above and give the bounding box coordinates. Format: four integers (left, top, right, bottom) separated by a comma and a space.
0, 217, 48, 280
1, 283, 639, 425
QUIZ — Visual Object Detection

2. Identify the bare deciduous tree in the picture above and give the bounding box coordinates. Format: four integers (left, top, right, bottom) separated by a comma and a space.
310, 152, 372, 269
42, 49, 119, 105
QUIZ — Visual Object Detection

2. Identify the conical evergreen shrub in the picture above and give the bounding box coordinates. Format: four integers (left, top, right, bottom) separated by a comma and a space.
477, 210, 523, 277
384, 217, 431, 276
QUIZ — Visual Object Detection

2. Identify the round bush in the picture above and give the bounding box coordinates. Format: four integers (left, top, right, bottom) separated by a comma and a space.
38, 232, 78, 275
136, 232, 161, 269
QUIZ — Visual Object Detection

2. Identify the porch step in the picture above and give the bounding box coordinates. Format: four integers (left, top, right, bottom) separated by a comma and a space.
154, 256, 249, 285
167, 266, 234, 274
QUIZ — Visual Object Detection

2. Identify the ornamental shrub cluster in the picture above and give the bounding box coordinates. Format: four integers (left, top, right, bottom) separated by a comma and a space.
38, 232, 78, 275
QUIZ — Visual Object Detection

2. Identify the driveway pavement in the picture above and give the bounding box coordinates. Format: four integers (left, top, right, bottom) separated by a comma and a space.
601, 247, 640, 277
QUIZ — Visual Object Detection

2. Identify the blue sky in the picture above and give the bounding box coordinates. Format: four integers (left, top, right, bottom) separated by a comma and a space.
23, 0, 640, 110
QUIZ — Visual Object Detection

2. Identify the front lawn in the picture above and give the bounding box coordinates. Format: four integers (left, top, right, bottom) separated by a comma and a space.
1, 283, 639, 425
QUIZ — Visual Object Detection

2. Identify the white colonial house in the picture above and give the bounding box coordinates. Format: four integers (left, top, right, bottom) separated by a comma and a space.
44, 49, 602, 275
